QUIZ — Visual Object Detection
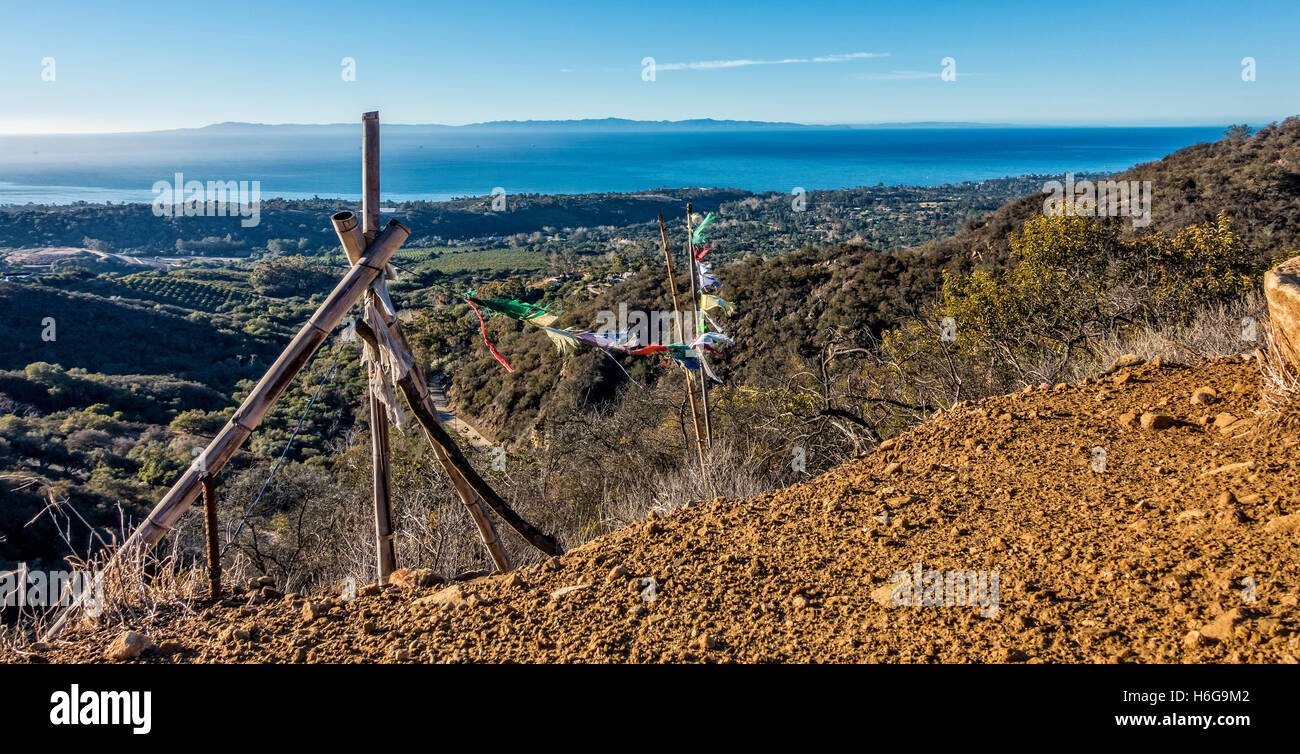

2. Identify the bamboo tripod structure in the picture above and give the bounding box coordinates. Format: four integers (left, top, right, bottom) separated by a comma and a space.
44, 111, 558, 639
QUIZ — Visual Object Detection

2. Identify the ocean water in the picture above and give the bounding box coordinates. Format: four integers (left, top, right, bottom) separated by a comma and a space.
0, 126, 1227, 206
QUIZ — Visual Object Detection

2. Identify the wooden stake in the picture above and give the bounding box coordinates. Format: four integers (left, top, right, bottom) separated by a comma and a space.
685, 203, 713, 450
659, 214, 707, 472
360, 111, 397, 584
201, 474, 221, 599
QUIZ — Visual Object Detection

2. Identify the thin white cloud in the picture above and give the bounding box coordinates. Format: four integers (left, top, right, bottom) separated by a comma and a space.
657, 52, 888, 72
856, 69, 984, 80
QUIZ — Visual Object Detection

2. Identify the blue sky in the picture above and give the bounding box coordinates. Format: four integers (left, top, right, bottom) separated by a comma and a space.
1, 0, 1295, 133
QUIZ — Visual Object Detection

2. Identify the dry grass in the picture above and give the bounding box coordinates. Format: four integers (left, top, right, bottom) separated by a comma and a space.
1259, 326, 1300, 415
2, 488, 225, 654
1059, 292, 1270, 383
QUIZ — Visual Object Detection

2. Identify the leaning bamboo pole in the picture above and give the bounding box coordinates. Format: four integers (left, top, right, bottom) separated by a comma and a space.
360, 112, 397, 583
132, 219, 408, 547
659, 214, 707, 472
392, 361, 560, 556
43, 219, 411, 639
333, 212, 513, 571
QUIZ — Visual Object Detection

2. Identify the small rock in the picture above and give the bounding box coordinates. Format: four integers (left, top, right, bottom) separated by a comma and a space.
389, 568, 443, 589
1264, 513, 1300, 534
1201, 460, 1258, 477
260, 586, 283, 600
1140, 412, 1175, 430
362, 620, 381, 635
1200, 608, 1245, 642
105, 631, 152, 660
301, 601, 324, 623
157, 640, 184, 655
1175, 509, 1206, 522
551, 584, 590, 601
1213, 412, 1239, 430
877, 439, 897, 452
414, 584, 470, 610
219, 627, 251, 644
1108, 354, 1143, 372
882, 462, 902, 475
1117, 412, 1137, 428
791, 595, 809, 610
696, 634, 717, 650
1183, 630, 1206, 647
1002, 648, 1030, 663
607, 565, 629, 583
358, 583, 382, 597
1190, 388, 1218, 406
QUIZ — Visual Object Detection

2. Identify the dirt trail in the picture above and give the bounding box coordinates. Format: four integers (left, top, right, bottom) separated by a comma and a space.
428, 377, 493, 449
30, 356, 1300, 664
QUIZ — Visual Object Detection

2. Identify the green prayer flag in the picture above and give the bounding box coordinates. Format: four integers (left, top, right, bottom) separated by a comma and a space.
691, 213, 716, 244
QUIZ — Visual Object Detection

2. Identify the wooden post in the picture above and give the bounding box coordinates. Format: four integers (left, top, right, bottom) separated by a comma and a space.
685, 203, 713, 449
360, 111, 397, 584
201, 474, 221, 599
659, 214, 707, 472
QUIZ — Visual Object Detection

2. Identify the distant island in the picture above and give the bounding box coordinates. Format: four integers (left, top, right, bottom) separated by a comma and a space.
117, 118, 1027, 136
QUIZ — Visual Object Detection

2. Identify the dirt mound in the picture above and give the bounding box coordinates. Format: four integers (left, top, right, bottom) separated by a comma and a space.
31, 357, 1300, 663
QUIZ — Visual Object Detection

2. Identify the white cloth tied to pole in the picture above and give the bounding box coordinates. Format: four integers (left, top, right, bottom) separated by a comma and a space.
361, 301, 415, 428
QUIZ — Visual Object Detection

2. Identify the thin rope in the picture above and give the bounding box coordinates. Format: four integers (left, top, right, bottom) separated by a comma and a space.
220, 344, 343, 557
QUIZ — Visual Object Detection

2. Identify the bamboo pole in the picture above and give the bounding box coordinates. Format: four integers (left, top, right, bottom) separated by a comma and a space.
201, 474, 221, 599
351, 322, 514, 569
360, 112, 397, 584
685, 203, 713, 449
43, 218, 411, 640
368, 389, 397, 582
362, 111, 381, 243
389, 347, 562, 556
122, 219, 407, 549
659, 214, 707, 472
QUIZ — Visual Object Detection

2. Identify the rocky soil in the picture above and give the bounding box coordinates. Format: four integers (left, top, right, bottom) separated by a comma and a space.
23, 356, 1300, 664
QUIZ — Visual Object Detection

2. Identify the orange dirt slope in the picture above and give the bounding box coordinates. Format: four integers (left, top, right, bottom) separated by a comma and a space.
31, 355, 1300, 664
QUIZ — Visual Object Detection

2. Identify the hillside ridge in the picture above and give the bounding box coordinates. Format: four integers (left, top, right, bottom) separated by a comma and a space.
28, 354, 1300, 664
